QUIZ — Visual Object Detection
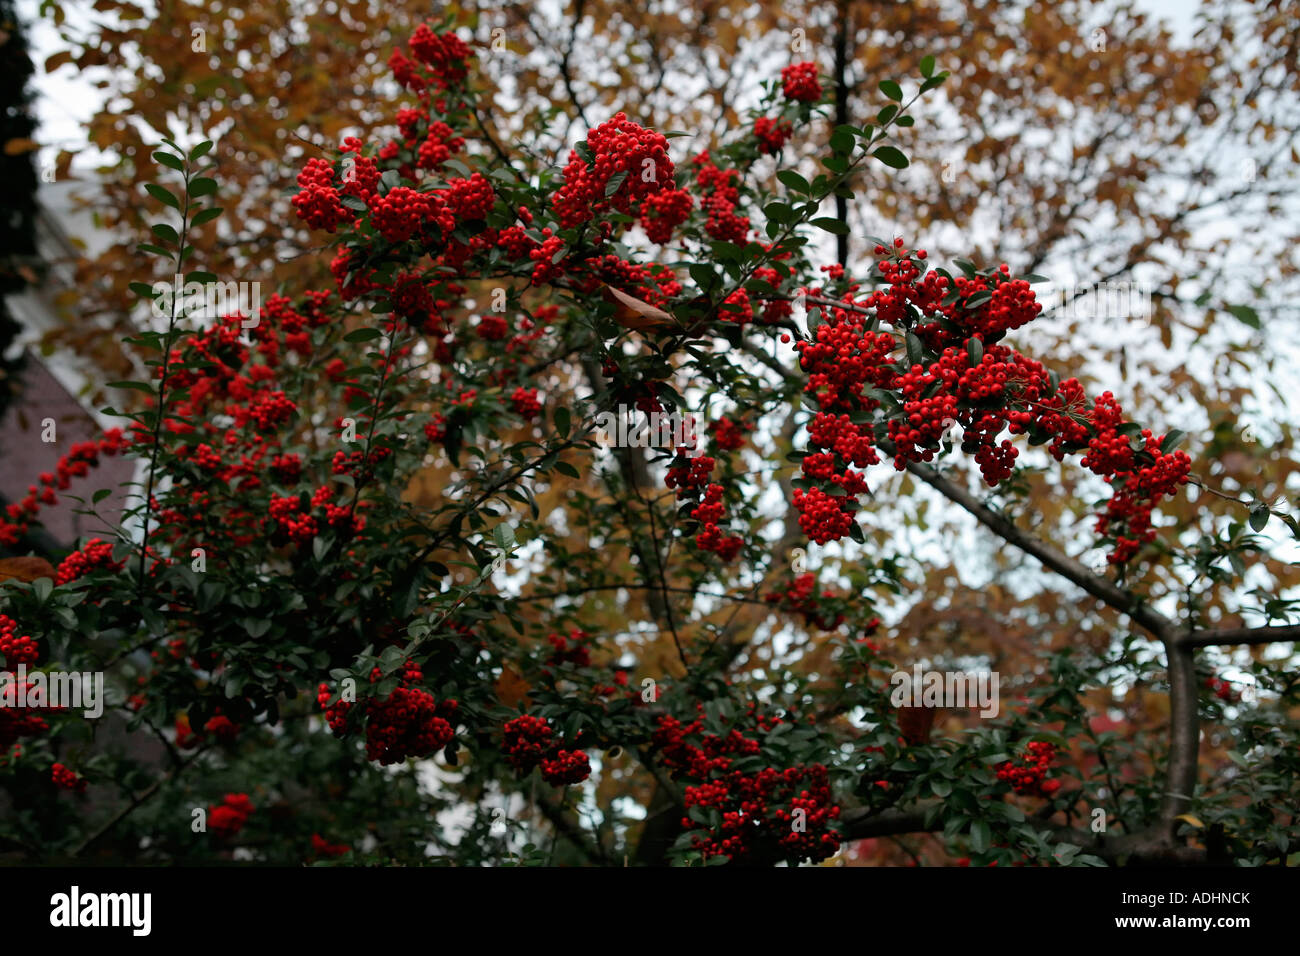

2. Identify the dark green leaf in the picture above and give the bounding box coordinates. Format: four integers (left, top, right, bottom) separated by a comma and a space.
145, 183, 180, 210
872, 146, 909, 169
811, 217, 849, 235
879, 80, 903, 101
153, 150, 183, 170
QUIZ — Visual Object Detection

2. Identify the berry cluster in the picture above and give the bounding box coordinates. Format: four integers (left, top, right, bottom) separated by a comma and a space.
1, 428, 127, 547
501, 714, 591, 787
0, 615, 38, 668
510, 386, 541, 420
317, 661, 456, 766
639, 187, 694, 244
51, 762, 86, 792
553, 112, 675, 229
692, 151, 750, 244
781, 62, 822, 102
652, 710, 841, 865
786, 241, 1190, 561
754, 116, 793, 154
55, 538, 123, 586
209, 792, 255, 839
764, 573, 844, 630
995, 741, 1061, 797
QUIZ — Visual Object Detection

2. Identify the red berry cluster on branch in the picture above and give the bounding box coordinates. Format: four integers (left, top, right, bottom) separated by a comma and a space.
0, 615, 38, 668
51, 762, 86, 792
788, 241, 1191, 562
55, 538, 123, 586
764, 573, 844, 631
995, 741, 1061, 797
501, 714, 591, 787
209, 792, 255, 838
781, 62, 822, 102
754, 116, 793, 154
652, 710, 840, 865
317, 661, 457, 766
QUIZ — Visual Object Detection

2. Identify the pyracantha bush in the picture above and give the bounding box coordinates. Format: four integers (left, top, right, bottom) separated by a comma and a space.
0, 21, 1287, 871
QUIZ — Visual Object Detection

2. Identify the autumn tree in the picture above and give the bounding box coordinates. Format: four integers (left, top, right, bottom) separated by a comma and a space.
2, 10, 1297, 866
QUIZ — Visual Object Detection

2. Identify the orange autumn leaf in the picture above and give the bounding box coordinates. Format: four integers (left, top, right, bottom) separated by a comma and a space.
0, 556, 58, 584
602, 284, 677, 333
494, 665, 532, 709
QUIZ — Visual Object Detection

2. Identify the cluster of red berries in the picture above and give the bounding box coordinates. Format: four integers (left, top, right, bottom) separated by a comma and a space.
310, 833, 351, 859
710, 417, 752, 451
639, 187, 694, 244
1205, 676, 1240, 703
553, 112, 675, 229
692, 151, 750, 244
781, 62, 822, 102
51, 762, 86, 792
317, 661, 458, 766
652, 709, 841, 865
0, 615, 38, 668
176, 710, 240, 749
764, 573, 844, 630
208, 793, 255, 839
786, 242, 1190, 561
406, 23, 473, 88
510, 386, 541, 420
55, 538, 123, 586
501, 714, 591, 786
546, 627, 592, 669
995, 741, 1061, 797
754, 116, 793, 154
1, 428, 127, 547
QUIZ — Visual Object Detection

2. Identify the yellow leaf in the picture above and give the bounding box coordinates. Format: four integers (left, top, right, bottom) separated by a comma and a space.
1175, 814, 1205, 829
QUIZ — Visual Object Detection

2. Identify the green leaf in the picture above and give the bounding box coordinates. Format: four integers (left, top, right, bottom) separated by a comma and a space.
879, 79, 903, 101
554, 460, 580, 479
145, 183, 181, 210
811, 217, 849, 235
188, 140, 214, 161
92, 488, 112, 504
107, 380, 157, 395
493, 523, 516, 551
128, 281, 158, 298
603, 170, 628, 198
1249, 505, 1270, 533
153, 150, 183, 171
920, 55, 936, 77
192, 207, 223, 226
554, 406, 571, 438
905, 331, 924, 367
1159, 429, 1186, 453
152, 223, 178, 243
1226, 304, 1261, 329
872, 146, 909, 169
966, 336, 983, 366
776, 170, 810, 194
189, 177, 218, 198
343, 327, 382, 343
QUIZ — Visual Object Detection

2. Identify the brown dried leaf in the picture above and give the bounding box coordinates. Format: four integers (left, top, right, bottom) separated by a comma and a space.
0, 556, 58, 584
